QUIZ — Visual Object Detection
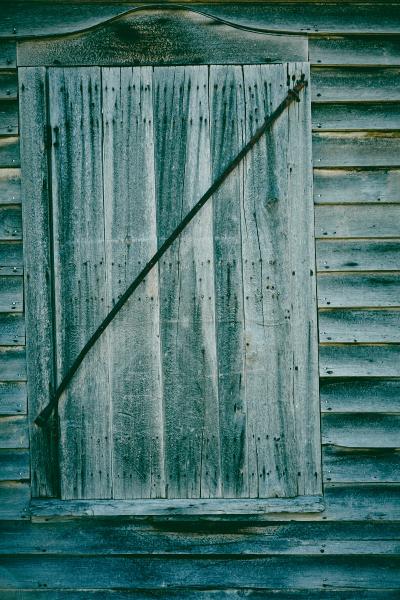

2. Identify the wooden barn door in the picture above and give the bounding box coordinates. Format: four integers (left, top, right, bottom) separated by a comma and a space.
20, 64, 322, 504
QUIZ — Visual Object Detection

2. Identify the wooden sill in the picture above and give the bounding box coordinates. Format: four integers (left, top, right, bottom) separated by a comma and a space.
29, 496, 325, 520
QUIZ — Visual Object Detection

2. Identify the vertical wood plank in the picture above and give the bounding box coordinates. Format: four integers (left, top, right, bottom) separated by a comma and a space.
102, 67, 164, 499
19, 67, 58, 497
287, 62, 322, 496
153, 66, 221, 499
209, 65, 248, 498
242, 63, 320, 498
48, 67, 112, 499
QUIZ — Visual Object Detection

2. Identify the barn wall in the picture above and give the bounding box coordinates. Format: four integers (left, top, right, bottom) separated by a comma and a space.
0, 2, 399, 596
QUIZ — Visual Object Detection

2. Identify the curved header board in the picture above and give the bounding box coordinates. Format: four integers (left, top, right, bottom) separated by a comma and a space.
17, 8, 307, 66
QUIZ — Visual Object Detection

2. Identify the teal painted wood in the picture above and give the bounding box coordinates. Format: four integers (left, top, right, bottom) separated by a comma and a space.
0, 168, 21, 205
0, 554, 399, 589
311, 67, 400, 102
0, 382, 26, 416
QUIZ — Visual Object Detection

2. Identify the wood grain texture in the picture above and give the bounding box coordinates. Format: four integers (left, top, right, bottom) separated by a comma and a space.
309, 37, 400, 66
29, 496, 324, 518
0, 448, 29, 480
209, 65, 247, 498
154, 66, 220, 499
0, 137, 19, 168
0, 168, 20, 204
316, 240, 400, 272
4, 3, 400, 39
2, 519, 400, 556
0, 382, 26, 415
0, 241, 23, 275
319, 309, 400, 343
0, 313, 25, 345
0, 481, 30, 520
311, 67, 400, 103
312, 103, 400, 131
242, 63, 320, 498
317, 273, 400, 307
0, 276, 23, 312
315, 204, 400, 238
322, 414, 400, 448
48, 67, 112, 499
0, 73, 17, 101
102, 67, 164, 499
0, 206, 22, 240
0, 41, 16, 68
313, 133, 400, 167
0, 101, 18, 135
18, 66, 58, 497
0, 415, 28, 448
320, 345, 400, 378
17, 10, 306, 67
0, 554, 399, 589
313, 168, 400, 204
320, 379, 400, 414
323, 446, 400, 483
0, 347, 25, 381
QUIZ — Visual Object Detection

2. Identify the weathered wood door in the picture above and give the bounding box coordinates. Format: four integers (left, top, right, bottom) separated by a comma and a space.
20, 63, 322, 504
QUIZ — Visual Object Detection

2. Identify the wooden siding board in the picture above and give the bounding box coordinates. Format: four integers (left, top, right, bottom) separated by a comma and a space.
0, 73, 17, 101
0, 168, 21, 204
315, 205, 400, 238
320, 379, 400, 414
0, 313, 25, 345
0, 242, 23, 275
312, 103, 400, 131
317, 273, 400, 308
154, 66, 221, 499
0, 481, 30, 519
0, 415, 28, 448
313, 168, 400, 204
2, 519, 400, 556
4, 3, 400, 38
316, 240, 400, 272
0, 448, 29, 480
0, 137, 19, 168
313, 133, 400, 168
311, 67, 400, 103
0, 41, 16, 69
309, 37, 400, 66
102, 66, 164, 500
0, 276, 23, 313
0, 554, 399, 589
322, 414, 400, 449
320, 345, 400, 378
0, 100, 18, 135
0, 347, 25, 381
48, 67, 112, 500
17, 11, 307, 67
0, 592, 400, 600
0, 382, 26, 415
18, 66, 58, 498
0, 206, 22, 240
209, 65, 248, 498
323, 446, 400, 483
319, 309, 400, 343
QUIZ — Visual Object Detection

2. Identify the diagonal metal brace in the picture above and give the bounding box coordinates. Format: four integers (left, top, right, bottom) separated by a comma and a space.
35, 76, 307, 428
